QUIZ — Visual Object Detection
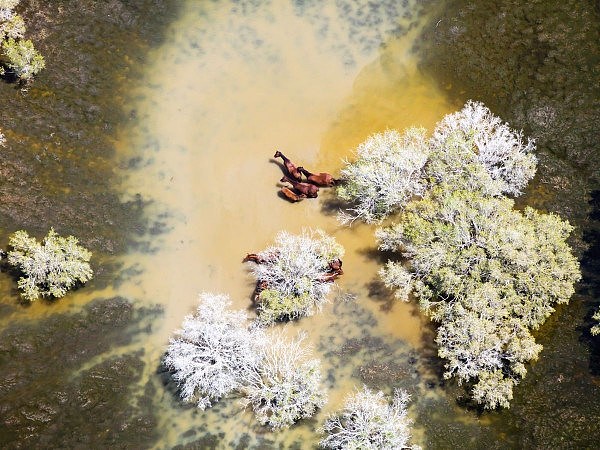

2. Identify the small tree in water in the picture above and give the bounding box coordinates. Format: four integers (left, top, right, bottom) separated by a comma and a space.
165, 293, 327, 428
336, 127, 429, 225
0, 0, 45, 82
240, 331, 327, 430
164, 293, 267, 410
245, 229, 344, 325
6, 228, 93, 301
319, 386, 420, 450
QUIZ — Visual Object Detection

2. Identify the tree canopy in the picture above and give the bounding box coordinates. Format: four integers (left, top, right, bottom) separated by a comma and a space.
338, 101, 581, 408
6, 228, 93, 301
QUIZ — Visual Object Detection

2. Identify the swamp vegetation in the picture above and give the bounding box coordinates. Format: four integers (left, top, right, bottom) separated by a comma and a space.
0, 0, 599, 448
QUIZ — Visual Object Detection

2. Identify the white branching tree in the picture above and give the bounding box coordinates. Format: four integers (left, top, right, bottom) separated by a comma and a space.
7, 228, 93, 301
429, 100, 537, 197
164, 293, 267, 410
319, 386, 420, 450
336, 128, 429, 224
246, 229, 344, 324
240, 331, 327, 430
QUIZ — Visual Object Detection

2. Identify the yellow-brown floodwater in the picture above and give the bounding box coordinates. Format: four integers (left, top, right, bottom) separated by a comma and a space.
113, 0, 462, 447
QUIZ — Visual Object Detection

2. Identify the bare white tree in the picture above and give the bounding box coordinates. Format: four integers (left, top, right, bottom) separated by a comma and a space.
240, 331, 327, 430
164, 293, 267, 410
319, 386, 420, 450
430, 100, 537, 197
336, 127, 429, 225
246, 229, 344, 324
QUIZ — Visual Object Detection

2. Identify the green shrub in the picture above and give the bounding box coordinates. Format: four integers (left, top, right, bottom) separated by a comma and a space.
7, 228, 93, 301
1, 38, 45, 81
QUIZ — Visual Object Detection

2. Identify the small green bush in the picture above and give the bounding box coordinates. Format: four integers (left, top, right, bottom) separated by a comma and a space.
1, 38, 45, 81
7, 228, 93, 301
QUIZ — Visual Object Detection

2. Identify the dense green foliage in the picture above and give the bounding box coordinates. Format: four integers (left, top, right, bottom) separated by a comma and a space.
339, 101, 581, 409
6, 228, 93, 301
377, 188, 580, 408
0, 0, 44, 81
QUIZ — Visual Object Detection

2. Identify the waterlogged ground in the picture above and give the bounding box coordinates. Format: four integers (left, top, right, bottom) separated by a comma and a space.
0, 0, 599, 448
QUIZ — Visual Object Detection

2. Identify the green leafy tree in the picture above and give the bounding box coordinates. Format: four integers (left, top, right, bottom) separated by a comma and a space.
377, 184, 580, 409
1, 38, 45, 81
0, 0, 44, 82
6, 228, 93, 301
338, 101, 580, 409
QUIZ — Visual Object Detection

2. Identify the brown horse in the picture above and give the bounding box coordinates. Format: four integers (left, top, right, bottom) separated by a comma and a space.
274, 150, 303, 182
243, 250, 280, 264
252, 280, 269, 304
280, 175, 319, 198
280, 186, 307, 202
297, 167, 337, 187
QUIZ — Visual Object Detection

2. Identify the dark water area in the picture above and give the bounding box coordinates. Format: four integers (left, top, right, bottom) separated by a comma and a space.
0, 0, 180, 254
0, 1, 179, 448
418, 0, 600, 447
0, 0, 599, 448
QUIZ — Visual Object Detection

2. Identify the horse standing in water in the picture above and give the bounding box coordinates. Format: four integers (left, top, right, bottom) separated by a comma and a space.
274, 150, 303, 182
297, 166, 337, 187
280, 175, 319, 198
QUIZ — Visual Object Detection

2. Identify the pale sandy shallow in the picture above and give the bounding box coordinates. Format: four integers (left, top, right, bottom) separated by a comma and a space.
110, 0, 462, 446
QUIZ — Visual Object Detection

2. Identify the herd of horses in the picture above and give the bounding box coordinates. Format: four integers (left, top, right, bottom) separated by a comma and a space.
274, 150, 337, 201
243, 151, 343, 305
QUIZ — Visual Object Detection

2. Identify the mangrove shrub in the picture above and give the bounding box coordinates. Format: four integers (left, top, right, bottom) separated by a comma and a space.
164, 293, 267, 410
165, 293, 327, 429
0, 0, 44, 82
319, 386, 419, 450
336, 127, 429, 225
246, 229, 344, 324
339, 101, 580, 409
7, 228, 93, 301
240, 332, 327, 430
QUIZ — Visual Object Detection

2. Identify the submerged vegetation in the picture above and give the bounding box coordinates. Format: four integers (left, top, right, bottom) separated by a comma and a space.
339, 101, 581, 409
0, 0, 44, 82
5, 228, 93, 301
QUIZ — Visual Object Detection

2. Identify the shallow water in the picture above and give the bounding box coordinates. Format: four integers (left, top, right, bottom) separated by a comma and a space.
113, 0, 461, 447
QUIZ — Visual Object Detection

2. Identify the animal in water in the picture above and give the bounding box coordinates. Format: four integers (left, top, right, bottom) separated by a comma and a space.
252, 280, 269, 304
328, 258, 343, 274
243, 251, 280, 264
297, 166, 337, 187
280, 186, 307, 202
274, 150, 303, 182
280, 175, 319, 198
319, 258, 344, 282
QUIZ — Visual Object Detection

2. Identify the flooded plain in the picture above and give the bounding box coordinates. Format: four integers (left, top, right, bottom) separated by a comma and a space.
114, 0, 460, 447
2, 0, 598, 448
